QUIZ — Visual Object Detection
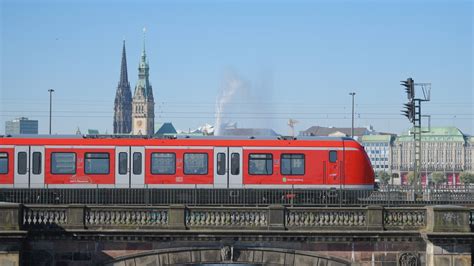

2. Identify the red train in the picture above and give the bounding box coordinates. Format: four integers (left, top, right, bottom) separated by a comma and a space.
0, 136, 374, 189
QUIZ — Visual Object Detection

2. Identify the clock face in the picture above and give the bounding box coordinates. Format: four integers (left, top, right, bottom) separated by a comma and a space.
136, 120, 143, 127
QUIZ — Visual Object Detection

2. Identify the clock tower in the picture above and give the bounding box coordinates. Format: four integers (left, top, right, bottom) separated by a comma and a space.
132, 28, 155, 136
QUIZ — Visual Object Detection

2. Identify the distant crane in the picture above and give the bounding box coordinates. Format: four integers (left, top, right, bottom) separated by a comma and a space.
287, 119, 299, 137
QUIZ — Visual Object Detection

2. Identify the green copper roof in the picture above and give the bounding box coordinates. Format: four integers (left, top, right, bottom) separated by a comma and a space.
396, 127, 466, 142
360, 135, 393, 142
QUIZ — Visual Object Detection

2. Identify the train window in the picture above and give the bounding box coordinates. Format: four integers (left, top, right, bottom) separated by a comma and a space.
151, 153, 176, 175
249, 154, 273, 175
32, 152, 42, 175
231, 153, 240, 175
51, 152, 76, 174
217, 153, 226, 175
329, 150, 337, 163
85, 153, 110, 174
17, 152, 27, 174
281, 154, 305, 175
133, 152, 142, 175
118, 152, 128, 175
184, 153, 208, 175
0, 153, 8, 174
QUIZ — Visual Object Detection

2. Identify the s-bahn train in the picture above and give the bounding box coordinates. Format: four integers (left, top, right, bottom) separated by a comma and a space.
0, 135, 374, 190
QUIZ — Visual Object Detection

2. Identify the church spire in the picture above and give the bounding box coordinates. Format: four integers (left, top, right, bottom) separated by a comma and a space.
114, 39, 133, 134
132, 28, 155, 136
136, 27, 152, 99
119, 40, 129, 87
142, 27, 147, 58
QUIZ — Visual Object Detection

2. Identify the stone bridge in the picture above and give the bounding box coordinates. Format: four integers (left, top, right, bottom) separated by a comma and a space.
0, 204, 472, 265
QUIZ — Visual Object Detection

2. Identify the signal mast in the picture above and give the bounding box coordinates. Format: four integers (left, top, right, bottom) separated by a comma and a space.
401, 78, 431, 192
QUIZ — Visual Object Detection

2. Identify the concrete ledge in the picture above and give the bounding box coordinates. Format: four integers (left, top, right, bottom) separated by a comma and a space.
0, 203, 22, 231
426, 205, 470, 233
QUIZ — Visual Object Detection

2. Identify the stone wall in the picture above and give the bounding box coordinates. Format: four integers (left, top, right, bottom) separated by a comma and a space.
0, 203, 472, 265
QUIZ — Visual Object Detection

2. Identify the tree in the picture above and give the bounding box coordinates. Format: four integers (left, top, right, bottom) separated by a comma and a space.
459, 171, 474, 185
376, 171, 391, 185
406, 172, 415, 185
431, 172, 446, 186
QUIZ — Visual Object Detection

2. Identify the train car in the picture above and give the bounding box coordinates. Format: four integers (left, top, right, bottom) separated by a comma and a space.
0, 135, 374, 190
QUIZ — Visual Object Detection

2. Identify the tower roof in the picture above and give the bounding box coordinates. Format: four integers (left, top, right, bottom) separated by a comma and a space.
134, 27, 153, 101
118, 40, 129, 88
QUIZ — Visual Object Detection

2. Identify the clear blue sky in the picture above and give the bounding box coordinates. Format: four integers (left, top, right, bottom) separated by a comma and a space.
1, 0, 472, 135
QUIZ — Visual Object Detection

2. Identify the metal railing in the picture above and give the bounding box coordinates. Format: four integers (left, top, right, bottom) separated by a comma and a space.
1, 185, 473, 206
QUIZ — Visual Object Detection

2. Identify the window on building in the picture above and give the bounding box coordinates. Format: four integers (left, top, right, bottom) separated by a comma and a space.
0, 153, 8, 174
249, 154, 273, 175
118, 152, 128, 175
85, 153, 110, 174
32, 152, 42, 175
329, 151, 337, 163
151, 153, 176, 175
133, 152, 142, 175
281, 154, 305, 175
231, 153, 240, 175
184, 153, 208, 175
216, 153, 226, 175
51, 152, 76, 174
18, 152, 27, 174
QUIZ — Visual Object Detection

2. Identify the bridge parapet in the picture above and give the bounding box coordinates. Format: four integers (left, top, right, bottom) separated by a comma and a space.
2, 203, 471, 233
0, 203, 473, 266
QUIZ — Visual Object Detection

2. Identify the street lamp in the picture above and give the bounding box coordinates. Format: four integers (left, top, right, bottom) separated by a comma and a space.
349, 92, 356, 138
48, 89, 55, 134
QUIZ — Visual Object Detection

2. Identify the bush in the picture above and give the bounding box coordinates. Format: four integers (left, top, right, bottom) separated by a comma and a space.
459, 171, 474, 185
376, 171, 391, 185
406, 172, 416, 185
431, 172, 446, 185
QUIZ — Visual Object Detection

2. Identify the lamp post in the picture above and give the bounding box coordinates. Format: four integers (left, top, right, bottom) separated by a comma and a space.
48, 89, 55, 134
349, 92, 356, 138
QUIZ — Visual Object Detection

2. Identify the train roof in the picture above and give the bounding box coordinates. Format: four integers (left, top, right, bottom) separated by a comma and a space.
1, 134, 354, 141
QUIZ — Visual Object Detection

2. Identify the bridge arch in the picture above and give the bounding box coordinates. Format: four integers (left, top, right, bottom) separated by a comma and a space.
104, 246, 350, 266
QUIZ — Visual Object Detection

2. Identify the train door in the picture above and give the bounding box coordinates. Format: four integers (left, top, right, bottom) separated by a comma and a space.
326, 150, 340, 186
14, 146, 29, 188
115, 147, 130, 188
29, 146, 45, 188
213, 147, 243, 188
214, 147, 227, 188
115, 146, 145, 188
130, 147, 145, 188
228, 147, 243, 188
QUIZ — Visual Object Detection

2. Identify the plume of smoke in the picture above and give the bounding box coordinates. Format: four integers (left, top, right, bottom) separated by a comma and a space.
215, 71, 247, 135
214, 68, 275, 136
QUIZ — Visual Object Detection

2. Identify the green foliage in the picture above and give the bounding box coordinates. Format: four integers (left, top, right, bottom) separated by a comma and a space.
376, 171, 391, 185
431, 172, 446, 185
406, 172, 415, 185
459, 171, 474, 184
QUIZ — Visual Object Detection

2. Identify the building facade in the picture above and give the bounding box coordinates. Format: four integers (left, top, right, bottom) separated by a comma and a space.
299, 126, 375, 141
360, 135, 394, 174
113, 41, 133, 134
5, 117, 38, 135
391, 127, 467, 185
132, 35, 155, 136
465, 136, 474, 172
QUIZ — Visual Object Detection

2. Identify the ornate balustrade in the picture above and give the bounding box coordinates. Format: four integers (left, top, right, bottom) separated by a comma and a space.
383, 208, 426, 230
185, 208, 267, 228
286, 208, 366, 228
0, 203, 470, 233
86, 207, 168, 229
23, 205, 68, 229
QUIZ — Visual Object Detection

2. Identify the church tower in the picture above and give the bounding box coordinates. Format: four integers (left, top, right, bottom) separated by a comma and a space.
132, 29, 155, 136
113, 41, 132, 134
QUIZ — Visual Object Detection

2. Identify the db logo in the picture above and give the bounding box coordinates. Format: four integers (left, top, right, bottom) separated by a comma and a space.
176, 176, 183, 182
